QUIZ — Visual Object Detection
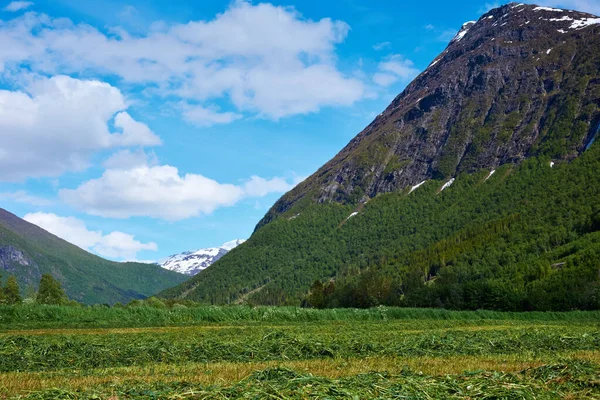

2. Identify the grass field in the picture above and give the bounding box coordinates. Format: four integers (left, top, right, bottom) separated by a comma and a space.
0, 306, 599, 399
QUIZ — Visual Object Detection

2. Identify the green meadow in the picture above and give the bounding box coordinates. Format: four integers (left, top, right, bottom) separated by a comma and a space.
0, 305, 599, 399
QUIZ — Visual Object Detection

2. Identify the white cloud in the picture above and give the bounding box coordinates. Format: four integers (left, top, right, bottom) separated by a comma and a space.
243, 175, 297, 197
102, 149, 158, 170
373, 72, 400, 87
0, 75, 160, 181
372, 55, 420, 87
372, 41, 391, 51
60, 164, 304, 221
0, 190, 52, 206
180, 102, 242, 126
0, 1, 365, 120
60, 165, 243, 220
23, 212, 157, 260
112, 112, 161, 147
3, 1, 33, 12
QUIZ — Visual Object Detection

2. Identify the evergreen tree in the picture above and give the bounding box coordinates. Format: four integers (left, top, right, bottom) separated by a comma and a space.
36, 274, 67, 305
4, 275, 21, 305
306, 280, 325, 308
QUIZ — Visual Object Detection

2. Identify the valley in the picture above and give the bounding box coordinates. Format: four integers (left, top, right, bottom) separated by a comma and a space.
1, 1, 600, 398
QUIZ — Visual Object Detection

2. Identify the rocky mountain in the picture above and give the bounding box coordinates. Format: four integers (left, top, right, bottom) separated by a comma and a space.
160, 239, 245, 275
0, 208, 187, 305
160, 3, 600, 309
257, 3, 600, 229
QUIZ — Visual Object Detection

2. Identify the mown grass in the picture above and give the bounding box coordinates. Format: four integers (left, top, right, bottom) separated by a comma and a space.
0, 306, 598, 398
1, 323, 599, 373
9, 361, 600, 399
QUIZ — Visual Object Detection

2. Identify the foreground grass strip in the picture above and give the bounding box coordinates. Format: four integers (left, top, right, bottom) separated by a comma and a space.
12, 360, 600, 399
1, 323, 598, 372
2, 351, 599, 396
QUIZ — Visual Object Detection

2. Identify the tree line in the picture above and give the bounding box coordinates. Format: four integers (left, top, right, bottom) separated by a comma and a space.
0, 273, 69, 305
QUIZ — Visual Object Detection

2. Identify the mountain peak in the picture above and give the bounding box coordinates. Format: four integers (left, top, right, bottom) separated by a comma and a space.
160, 239, 246, 275
255, 1, 600, 230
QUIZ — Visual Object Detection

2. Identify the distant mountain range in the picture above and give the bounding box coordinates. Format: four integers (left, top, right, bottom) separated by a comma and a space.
159, 239, 245, 275
0, 208, 187, 305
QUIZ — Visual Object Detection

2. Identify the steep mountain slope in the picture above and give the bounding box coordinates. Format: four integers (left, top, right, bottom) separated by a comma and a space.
0, 208, 187, 305
160, 3, 600, 309
256, 3, 600, 229
160, 239, 245, 275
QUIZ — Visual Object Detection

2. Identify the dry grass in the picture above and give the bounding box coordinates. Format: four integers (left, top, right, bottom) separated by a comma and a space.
2, 351, 598, 396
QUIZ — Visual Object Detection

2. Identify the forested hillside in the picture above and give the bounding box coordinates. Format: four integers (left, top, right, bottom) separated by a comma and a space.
161, 145, 600, 310
0, 209, 187, 305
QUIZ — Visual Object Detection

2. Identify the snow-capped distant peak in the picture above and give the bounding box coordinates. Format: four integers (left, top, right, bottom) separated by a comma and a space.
159, 239, 246, 276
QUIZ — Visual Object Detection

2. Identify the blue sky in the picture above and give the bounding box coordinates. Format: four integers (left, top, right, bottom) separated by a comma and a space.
0, 0, 597, 262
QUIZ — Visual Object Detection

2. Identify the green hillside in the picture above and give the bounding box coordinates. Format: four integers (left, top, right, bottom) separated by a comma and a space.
160, 144, 600, 310
0, 208, 187, 305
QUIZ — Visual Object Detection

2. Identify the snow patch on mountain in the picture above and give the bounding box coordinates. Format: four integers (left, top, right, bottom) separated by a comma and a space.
439, 178, 455, 192
160, 239, 246, 275
409, 180, 426, 193
452, 21, 476, 43
533, 6, 563, 12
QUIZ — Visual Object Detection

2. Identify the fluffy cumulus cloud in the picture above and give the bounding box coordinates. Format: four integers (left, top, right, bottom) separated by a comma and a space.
3, 1, 33, 12
23, 212, 157, 260
60, 165, 244, 220
60, 162, 303, 221
0, 1, 365, 119
0, 75, 160, 181
373, 55, 420, 87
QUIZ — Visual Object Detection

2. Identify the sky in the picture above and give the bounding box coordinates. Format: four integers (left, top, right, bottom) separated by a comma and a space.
0, 0, 598, 263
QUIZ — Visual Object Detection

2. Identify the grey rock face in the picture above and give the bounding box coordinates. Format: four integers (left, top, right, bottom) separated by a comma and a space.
0, 245, 40, 281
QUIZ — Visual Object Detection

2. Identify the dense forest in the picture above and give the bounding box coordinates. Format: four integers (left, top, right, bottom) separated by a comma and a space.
162, 143, 600, 311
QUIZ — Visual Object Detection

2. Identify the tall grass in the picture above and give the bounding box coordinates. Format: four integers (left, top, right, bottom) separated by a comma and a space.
2, 305, 600, 330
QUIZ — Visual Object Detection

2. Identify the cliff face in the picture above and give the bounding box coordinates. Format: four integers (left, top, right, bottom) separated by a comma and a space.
257, 3, 600, 229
